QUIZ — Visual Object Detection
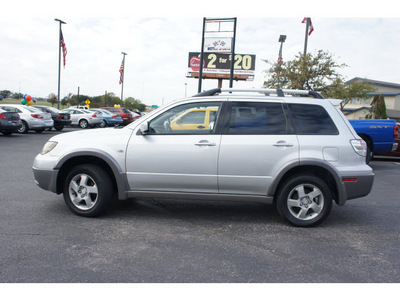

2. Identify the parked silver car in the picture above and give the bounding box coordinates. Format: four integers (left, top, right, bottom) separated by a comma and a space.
0, 104, 53, 133
33, 88, 374, 227
61, 108, 103, 129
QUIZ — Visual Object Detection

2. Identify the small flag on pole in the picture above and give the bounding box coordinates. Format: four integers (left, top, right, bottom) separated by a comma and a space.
60, 30, 67, 67
119, 57, 125, 85
302, 18, 314, 36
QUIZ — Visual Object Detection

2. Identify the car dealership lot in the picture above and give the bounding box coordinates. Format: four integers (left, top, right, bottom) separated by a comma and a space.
0, 128, 400, 283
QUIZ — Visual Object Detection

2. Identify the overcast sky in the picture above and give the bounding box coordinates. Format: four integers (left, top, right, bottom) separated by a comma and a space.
1, 0, 398, 107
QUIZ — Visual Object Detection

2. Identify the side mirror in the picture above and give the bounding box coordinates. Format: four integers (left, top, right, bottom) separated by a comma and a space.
137, 121, 149, 135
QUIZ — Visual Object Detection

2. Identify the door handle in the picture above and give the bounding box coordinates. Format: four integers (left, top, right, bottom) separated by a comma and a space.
195, 140, 216, 147
273, 140, 294, 147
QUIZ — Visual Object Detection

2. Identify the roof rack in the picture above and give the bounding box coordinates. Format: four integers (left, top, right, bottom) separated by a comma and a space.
193, 88, 324, 99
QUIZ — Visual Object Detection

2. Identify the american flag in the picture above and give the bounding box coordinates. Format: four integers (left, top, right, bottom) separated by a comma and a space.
60, 30, 67, 67
119, 57, 125, 84
302, 18, 314, 36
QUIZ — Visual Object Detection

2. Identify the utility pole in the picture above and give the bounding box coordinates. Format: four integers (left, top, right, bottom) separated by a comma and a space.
55, 18, 66, 110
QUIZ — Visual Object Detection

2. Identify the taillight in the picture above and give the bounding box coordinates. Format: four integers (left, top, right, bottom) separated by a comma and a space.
394, 125, 399, 138
112, 115, 117, 118
31, 114, 44, 119
0, 113, 5, 119
350, 139, 367, 157
56, 115, 62, 119
92, 114, 97, 118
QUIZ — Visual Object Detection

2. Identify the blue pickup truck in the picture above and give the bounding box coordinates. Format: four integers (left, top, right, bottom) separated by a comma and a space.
349, 119, 399, 163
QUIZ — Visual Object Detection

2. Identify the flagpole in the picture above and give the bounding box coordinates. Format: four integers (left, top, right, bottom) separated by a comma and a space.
55, 18, 66, 110
303, 18, 309, 56
120, 52, 127, 104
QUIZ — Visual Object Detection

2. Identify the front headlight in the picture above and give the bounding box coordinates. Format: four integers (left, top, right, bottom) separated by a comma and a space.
41, 141, 58, 155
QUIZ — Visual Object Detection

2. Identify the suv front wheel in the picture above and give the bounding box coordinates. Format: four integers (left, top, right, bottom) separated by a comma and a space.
276, 175, 332, 227
63, 164, 114, 217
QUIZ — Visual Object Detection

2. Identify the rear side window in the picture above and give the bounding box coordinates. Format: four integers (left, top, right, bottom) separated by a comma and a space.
288, 104, 339, 135
228, 102, 292, 134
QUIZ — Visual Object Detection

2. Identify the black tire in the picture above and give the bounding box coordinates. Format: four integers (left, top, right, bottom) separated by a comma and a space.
366, 144, 374, 164
63, 164, 115, 217
54, 125, 64, 131
17, 121, 28, 133
79, 119, 89, 129
1, 131, 12, 136
276, 175, 332, 227
99, 120, 107, 128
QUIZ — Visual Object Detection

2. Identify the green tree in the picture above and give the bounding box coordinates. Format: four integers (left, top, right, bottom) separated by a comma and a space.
0, 90, 12, 99
47, 93, 57, 106
323, 78, 375, 110
124, 97, 146, 111
366, 95, 387, 119
61, 93, 73, 106
11, 92, 23, 99
264, 50, 347, 91
263, 50, 374, 109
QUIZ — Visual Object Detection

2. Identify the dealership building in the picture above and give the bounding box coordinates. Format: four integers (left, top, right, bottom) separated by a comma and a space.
343, 78, 400, 121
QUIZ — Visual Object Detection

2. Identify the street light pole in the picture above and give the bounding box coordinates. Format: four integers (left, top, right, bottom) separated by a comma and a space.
277, 35, 286, 88
55, 18, 66, 110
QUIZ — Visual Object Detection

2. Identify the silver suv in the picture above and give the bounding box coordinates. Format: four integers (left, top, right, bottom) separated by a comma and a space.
32, 88, 374, 227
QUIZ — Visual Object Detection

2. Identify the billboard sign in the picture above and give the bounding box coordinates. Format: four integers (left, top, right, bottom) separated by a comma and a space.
188, 52, 256, 76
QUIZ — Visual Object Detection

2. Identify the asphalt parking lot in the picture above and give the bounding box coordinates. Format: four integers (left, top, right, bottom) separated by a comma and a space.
0, 127, 400, 283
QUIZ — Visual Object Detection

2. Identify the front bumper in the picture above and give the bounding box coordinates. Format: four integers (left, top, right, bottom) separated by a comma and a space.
32, 166, 59, 193
32, 153, 59, 193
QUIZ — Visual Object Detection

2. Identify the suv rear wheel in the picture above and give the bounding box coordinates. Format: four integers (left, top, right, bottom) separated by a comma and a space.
63, 164, 114, 217
276, 175, 332, 227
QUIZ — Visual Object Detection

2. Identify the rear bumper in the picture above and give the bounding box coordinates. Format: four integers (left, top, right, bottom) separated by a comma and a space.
28, 119, 54, 129
1, 121, 22, 131
341, 173, 374, 204
54, 119, 72, 126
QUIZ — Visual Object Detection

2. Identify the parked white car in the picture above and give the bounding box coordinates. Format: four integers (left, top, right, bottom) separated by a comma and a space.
61, 108, 103, 129
69, 106, 89, 110
0, 104, 53, 133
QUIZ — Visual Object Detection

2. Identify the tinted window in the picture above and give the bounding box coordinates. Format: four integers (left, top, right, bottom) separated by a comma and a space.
289, 104, 339, 135
228, 102, 291, 134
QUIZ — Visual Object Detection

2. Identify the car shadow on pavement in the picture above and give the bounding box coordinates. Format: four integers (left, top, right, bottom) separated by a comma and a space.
111, 198, 281, 224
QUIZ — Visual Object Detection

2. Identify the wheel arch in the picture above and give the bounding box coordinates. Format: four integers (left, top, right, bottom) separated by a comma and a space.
55, 150, 127, 200
78, 118, 89, 124
269, 160, 345, 205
